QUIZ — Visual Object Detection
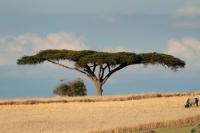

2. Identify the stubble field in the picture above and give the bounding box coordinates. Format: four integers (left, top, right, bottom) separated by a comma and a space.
0, 94, 200, 133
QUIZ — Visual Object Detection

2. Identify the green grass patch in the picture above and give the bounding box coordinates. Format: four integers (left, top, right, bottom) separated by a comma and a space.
154, 126, 192, 133
135, 121, 200, 133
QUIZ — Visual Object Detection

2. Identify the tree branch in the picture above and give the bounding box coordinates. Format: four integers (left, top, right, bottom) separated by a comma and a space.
83, 64, 97, 80
100, 70, 104, 81
103, 64, 109, 71
98, 65, 102, 80
100, 64, 108, 80
108, 65, 111, 73
47, 60, 74, 70
93, 63, 97, 73
102, 63, 127, 84
47, 60, 88, 76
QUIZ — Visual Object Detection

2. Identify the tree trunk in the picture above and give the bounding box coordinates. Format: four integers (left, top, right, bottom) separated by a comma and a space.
94, 81, 103, 96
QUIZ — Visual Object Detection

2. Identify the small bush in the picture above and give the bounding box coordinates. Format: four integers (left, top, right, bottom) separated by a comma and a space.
191, 123, 200, 133
53, 78, 87, 96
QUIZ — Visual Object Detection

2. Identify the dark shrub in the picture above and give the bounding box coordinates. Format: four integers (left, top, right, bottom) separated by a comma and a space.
53, 78, 87, 96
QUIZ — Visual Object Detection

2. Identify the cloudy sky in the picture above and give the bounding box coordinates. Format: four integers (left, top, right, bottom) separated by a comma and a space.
0, 0, 200, 98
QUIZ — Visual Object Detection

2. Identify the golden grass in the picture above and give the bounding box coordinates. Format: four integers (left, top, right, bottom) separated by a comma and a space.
0, 94, 200, 133
91, 115, 200, 133
0, 92, 199, 105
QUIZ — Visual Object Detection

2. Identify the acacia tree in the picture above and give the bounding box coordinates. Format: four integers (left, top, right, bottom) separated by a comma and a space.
17, 50, 185, 96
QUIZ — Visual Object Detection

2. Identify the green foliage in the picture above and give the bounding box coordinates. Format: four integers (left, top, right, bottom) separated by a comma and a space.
191, 128, 197, 133
77, 52, 140, 66
191, 123, 200, 133
17, 49, 185, 70
53, 83, 70, 96
53, 78, 87, 96
139, 52, 185, 70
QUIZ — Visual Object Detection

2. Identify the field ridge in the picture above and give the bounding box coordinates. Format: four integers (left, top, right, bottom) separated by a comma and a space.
0, 92, 199, 106
91, 115, 200, 133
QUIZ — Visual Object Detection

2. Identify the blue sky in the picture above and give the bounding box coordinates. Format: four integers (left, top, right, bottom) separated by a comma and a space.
0, 0, 200, 98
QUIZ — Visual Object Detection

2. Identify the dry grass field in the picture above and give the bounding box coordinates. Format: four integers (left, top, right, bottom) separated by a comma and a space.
0, 94, 200, 133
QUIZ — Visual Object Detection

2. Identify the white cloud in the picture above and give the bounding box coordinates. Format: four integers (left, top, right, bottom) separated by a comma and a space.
102, 46, 143, 53
172, 1, 200, 29
0, 32, 87, 66
174, 4, 200, 18
173, 21, 200, 29
167, 37, 200, 68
